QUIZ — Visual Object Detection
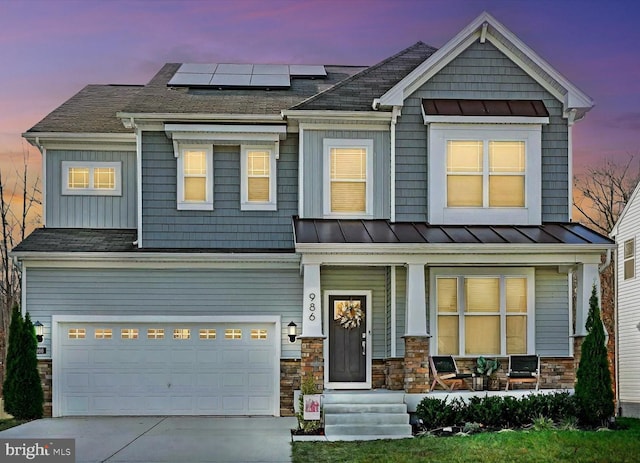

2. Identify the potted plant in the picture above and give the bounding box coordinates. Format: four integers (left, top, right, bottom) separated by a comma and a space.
475, 356, 501, 391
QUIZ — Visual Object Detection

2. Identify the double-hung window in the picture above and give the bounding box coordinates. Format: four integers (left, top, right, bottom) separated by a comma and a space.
241, 145, 277, 210
429, 124, 541, 225
62, 161, 121, 196
176, 145, 213, 210
624, 238, 635, 280
323, 139, 373, 217
433, 268, 534, 356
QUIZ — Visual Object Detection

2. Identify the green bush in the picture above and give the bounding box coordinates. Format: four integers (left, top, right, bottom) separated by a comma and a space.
415, 392, 578, 430
2, 308, 44, 420
574, 284, 614, 427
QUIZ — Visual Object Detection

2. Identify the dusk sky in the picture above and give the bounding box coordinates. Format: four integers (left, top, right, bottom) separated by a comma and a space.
1, 0, 639, 184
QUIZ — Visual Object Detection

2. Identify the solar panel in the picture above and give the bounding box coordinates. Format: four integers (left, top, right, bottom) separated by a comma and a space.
168, 63, 326, 88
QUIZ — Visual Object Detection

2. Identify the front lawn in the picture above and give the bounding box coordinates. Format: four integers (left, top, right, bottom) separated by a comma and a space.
292, 418, 640, 463
0, 418, 28, 432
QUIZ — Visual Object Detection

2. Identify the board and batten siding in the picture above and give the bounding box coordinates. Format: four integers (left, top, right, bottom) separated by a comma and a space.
141, 132, 298, 249
46, 150, 136, 228
302, 129, 390, 219
613, 197, 640, 416
535, 268, 570, 356
25, 267, 303, 358
321, 266, 387, 358
395, 40, 569, 223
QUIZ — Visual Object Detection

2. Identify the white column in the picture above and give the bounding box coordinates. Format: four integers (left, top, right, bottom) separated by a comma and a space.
575, 263, 600, 337
301, 264, 323, 337
404, 263, 428, 337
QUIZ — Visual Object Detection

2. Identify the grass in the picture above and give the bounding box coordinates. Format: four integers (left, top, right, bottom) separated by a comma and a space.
291, 418, 640, 463
0, 418, 28, 432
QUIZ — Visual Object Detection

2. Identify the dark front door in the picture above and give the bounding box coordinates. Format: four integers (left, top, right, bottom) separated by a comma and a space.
329, 295, 367, 383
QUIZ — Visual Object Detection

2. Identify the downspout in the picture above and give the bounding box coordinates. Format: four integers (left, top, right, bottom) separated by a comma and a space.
390, 106, 401, 222
134, 121, 143, 248
567, 109, 577, 222
34, 137, 46, 227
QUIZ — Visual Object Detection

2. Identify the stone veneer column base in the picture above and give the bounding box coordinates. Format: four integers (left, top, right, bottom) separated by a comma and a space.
280, 359, 301, 416
300, 337, 324, 394
573, 336, 586, 373
403, 336, 430, 393
37, 359, 53, 417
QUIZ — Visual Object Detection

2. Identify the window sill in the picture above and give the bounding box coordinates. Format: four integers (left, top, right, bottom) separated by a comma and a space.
177, 202, 214, 211
241, 203, 277, 211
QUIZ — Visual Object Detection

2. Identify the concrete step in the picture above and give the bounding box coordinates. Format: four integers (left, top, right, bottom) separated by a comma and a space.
323, 392, 405, 405
323, 403, 407, 414
325, 412, 409, 426
326, 434, 410, 441
324, 424, 413, 437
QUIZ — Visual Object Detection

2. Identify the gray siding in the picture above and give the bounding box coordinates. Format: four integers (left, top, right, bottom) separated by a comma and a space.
141, 132, 298, 249
395, 40, 569, 222
46, 150, 136, 228
535, 268, 570, 356
26, 267, 303, 358
320, 266, 387, 358
302, 129, 390, 219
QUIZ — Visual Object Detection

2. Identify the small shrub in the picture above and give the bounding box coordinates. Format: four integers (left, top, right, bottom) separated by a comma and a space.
532, 415, 555, 431
558, 416, 579, 430
415, 396, 464, 429
462, 422, 483, 434
295, 375, 321, 433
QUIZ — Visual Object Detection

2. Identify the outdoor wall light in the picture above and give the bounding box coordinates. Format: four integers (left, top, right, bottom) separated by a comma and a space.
34, 320, 44, 343
288, 321, 297, 343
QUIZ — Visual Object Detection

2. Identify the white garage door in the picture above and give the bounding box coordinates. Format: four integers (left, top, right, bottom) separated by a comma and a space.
57, 322, 277, 416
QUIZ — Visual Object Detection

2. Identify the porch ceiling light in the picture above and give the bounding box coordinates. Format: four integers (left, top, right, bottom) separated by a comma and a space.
288, 321, 297, 343
34, 320, 44, 343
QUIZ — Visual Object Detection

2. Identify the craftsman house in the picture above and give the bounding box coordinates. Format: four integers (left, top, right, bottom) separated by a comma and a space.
15, 12, 613, 423
610, 184, 640, 419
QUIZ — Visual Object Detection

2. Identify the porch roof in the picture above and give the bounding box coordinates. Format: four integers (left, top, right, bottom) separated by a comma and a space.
292, 218, 613, 246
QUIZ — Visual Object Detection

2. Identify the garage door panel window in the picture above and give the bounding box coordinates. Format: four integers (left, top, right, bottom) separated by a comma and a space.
147, 329, 165, 339
435, 271, 532, 356
121, 329, 139, 339
94, 329, 112, 340
68, 328, 86, 339
173, 328, 191, 340
199, 329, 217, 339
250, 329, 268, 340
225, 329, 242, 340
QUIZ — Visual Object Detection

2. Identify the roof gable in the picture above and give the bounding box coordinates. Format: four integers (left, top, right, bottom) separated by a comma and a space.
376, 12, 593, 120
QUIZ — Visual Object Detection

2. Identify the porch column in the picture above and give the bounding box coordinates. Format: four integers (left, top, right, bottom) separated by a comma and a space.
299, 263, 324, 392
403, 263, 430, 393
575, 262, 600, 337
301, 264, 323, 337
404, 263, 428, 336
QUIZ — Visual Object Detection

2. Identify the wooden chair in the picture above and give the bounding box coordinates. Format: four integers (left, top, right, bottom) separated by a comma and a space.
505, 355, 540, 391
429, 355, 475, 392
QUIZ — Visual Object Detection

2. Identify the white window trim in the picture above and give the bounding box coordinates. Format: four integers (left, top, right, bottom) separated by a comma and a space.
623, 238, 635, 281
322, 138, 374, 218
428, 123, 542, 225
240, 144, 277, 211
61, 161, 122, 196
176, 144, 214, 211
430, 267, 535, 357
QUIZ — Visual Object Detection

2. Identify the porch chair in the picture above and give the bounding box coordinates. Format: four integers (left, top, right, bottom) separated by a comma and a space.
429, 355, 475, 392
505, 355, 540, 391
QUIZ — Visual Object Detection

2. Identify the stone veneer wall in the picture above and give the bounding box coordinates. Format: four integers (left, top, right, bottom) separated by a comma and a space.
300, 337, 324, 393
280, 359, 300, 417
37, 359, 52, 417
403, 336, 430, 393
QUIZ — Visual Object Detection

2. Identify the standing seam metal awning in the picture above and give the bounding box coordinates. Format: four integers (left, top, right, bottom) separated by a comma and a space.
292, 218, 613, 246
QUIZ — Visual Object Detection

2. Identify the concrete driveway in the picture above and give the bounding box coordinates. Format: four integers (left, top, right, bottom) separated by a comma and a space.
0, 416, 298, 463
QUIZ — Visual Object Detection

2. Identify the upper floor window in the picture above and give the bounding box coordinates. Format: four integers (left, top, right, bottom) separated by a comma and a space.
62, 161, 121, 196
241, 145, 277, 211
323, 139, 373, 217
624, 238, 635, 280
176, 145, 213, 210
429, 124, 542, 225
433, 268, 534, 356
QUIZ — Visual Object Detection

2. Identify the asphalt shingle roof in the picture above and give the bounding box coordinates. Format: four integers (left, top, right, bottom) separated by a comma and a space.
12, 228, 137, 253
27, 85, 143, 134
290, 42, 438, 111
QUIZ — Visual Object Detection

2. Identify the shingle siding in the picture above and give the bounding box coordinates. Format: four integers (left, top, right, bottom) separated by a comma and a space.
141, 132, 298, 249
395, 41, 569, 222
46, 150, 137, 228
535, 268, 570, 356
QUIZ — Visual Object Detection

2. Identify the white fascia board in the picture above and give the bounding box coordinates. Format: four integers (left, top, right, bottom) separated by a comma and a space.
422, 115, 549, 125
119, 112, 284, 126
377, 11, 594, 115
15, 252, 300, 268
282, 110, 393, 122
165, 123, 287, 136
23, 132, 136, 151
611, 181, 640, 237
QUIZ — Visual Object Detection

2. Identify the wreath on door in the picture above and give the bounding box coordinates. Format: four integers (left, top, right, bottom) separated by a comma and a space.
338, 301, 364, 329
